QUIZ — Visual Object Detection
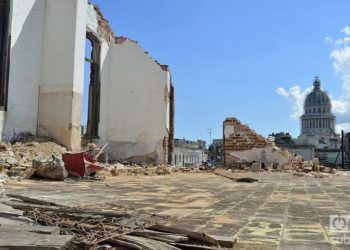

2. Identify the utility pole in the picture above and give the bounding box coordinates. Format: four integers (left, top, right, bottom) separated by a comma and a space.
207, 129, 212, 163
342, 130, 345, 169
207, 129, 212, 146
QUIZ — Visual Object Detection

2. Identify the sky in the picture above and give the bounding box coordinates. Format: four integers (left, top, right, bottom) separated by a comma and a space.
87, 0, 350, 144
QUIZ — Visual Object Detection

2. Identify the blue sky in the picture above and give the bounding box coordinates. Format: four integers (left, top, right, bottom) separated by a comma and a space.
87, 0, 350, 143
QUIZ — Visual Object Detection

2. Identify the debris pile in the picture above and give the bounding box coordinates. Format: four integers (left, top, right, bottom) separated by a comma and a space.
104, 163, 207, 176
228, 148, 337, 177
5, 194, 228, 249
0, 136, 67, 179
0, 173, 6, 197
275, 147, 337, 177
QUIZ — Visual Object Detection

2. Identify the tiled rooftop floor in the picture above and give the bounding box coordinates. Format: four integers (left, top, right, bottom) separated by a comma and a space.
4, 172, 350, 249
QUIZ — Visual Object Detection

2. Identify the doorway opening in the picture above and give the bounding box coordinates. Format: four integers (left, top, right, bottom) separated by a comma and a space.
82, 32, 101, 138
0, 0, 10, 110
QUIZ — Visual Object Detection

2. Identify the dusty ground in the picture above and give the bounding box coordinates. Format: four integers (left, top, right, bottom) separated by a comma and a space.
4, 172, 350, 249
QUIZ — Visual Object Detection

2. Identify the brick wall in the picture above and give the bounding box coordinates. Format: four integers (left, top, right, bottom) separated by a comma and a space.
223, 117, 272, 165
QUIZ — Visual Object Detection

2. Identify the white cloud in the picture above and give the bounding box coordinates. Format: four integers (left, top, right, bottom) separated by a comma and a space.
276, 86, 312, 120
336, 122, 350, 133
277, 26, 350, 133
341, 26, 350, 36
329, 27, 350, 132
276, 87, 289, 97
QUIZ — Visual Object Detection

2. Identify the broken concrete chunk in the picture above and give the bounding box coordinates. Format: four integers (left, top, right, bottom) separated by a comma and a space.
303, 166, 313, 173
32, 156, 67, 181
251, 163, 262, 172
5, 156, 17, 165
321, 166, 333, 173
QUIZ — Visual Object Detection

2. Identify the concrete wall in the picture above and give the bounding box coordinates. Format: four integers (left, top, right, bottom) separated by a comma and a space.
101, 39, 171, 164
37, 0, 87, 151
1, 0, 46, 141
2, 0, 87, 152
226, 147, 289, 164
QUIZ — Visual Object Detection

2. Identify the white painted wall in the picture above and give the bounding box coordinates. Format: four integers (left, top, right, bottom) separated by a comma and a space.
3, 0, 88, 151
228, 147, 289, 164
37, 0, 87, 151
1, 0, 46, 141
100, 39, 170, 163
3, 1, 172, 162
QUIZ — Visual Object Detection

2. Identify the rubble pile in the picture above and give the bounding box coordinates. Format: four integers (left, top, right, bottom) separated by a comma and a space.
104, 163, 206, 176
231, 147, 338, 177
0, 136, 67, 179
0, 172, 6, 197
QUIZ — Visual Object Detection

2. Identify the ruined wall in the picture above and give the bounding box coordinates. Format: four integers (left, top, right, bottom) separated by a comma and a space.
37, 0, 87, 152
1, 0, 88, 151
1, 0, 46, 141
223, 117, 288, 167
100, 38, 171, 164
0, 0, 103, 151
3, 0, 174, 162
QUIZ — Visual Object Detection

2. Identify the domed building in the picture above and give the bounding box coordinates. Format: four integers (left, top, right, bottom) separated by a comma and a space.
296, 77, 340, 149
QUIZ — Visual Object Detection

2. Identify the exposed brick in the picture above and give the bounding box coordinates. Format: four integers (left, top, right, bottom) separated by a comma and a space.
223, 117, 272, 166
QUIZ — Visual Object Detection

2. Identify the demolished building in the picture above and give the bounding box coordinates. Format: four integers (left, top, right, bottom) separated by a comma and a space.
0, 0, 174, 164
223, 117, 290, 168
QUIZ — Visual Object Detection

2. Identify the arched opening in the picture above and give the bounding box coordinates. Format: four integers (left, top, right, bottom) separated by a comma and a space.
82, 32, 101, 138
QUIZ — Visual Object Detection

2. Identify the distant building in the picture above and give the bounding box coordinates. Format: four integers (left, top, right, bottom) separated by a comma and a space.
208, 139, 224, 164
173, 139, 208, 167
268, 132, 292, 148
268, 132, 315, 160
295, 77, 340, 149
271, 77, 342, 163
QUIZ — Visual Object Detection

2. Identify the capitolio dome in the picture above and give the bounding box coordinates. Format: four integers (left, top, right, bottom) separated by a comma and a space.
304, 77, 331, 114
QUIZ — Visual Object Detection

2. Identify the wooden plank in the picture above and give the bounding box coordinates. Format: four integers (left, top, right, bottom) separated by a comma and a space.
6, 194, 62, 207
170, 243, 216, 249
213, 169, 258, 182
0, 226, 60, 235
0, 230, 74, 250
119, 235, 182, 250
148, 224, 219, 247
105, 238, 143, 249
213, 169, 237, 180
131, 229, 189, 242
4, 199, 129, 218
